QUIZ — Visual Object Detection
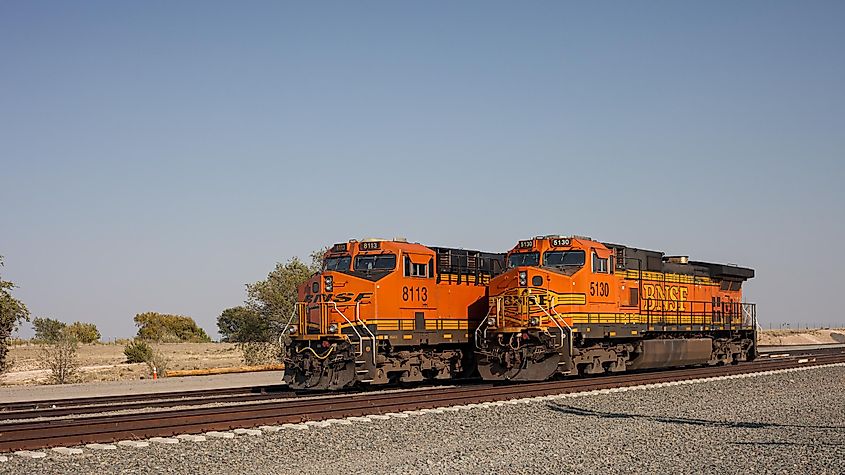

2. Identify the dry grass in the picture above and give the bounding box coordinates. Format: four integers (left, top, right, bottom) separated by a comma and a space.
1, 341, 243, 385
757, 328, 845, 346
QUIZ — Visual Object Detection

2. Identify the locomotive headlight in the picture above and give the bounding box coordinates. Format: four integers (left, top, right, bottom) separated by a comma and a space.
324, 275, 333, 292
528, 316, 540, 327
328, 323, 338, 333
518, 271, 527, 286
486, 316, 497, 327
288, 325, 298, 335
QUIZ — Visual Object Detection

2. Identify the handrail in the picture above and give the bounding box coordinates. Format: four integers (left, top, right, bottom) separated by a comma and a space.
531, 298, 570, 351
351, 301, 377, 365
290, 301, 377, 365
279, 305, 300, 348
474, 305, 496, 350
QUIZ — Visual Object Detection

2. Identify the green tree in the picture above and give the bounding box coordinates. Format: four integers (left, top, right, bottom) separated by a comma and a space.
134, 312, 211, 342
32, 317, 67, 342
217, 306, 268, 342
66, 321, 101, 344
310, 247, 328, 270
246, 257, 316, 328
0, 256, 30, 372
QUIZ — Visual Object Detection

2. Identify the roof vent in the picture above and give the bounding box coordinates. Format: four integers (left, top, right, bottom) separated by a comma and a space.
665, 256, 689, 264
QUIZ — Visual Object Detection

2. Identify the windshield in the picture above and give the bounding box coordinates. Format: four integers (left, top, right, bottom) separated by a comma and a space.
324, 255, 351, 271
508, 252, 540, 268
543, 250, 585, 268
354, 254, 397, 271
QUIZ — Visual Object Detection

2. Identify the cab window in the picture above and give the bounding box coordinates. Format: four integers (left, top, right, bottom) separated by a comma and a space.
508, 252, 540, 268
404, 255, 429, 277
324, 255, 351, 271
354, 254, 396, 271
592, 252, 609, 273
543, 250, 585, 268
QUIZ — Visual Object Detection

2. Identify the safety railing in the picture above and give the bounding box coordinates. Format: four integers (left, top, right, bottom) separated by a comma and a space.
530, 299, 571, 353
474, 299, 500, 350
642, 300, 756, 330
482, 295, 757, 331
292, 300, 376, 364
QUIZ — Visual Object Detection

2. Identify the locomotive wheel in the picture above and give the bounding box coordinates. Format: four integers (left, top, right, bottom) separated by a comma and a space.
284, 343, 357, 390
476, 352, 560, 382
286, 358, 356, 390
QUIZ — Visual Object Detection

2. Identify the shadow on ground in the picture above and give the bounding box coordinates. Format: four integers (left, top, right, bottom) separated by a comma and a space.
546, 403, 845, 432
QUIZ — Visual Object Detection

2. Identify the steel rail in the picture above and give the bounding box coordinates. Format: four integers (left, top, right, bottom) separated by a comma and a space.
0, 386, 298, 421
2, 353, 843, 452
0, 385, 287, 412
2, 346, 840, 421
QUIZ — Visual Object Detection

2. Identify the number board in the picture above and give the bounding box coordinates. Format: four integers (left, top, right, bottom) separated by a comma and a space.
517, 240, 533, 249
331, 243, 347, 252
550, 238, 571, 247
359, 241, 381, 251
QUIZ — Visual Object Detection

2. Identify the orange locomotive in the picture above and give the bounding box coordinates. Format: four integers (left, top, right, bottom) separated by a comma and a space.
475, 235, 757, 381
282, 238, 504, 390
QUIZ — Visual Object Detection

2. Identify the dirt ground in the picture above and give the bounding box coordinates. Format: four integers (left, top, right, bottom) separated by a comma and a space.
1, 342, 244, 386
757, 328, 845, 346
2, 329, 842, 387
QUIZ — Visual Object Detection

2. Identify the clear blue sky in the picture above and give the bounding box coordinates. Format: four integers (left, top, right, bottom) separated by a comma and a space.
2, 1, 843, 339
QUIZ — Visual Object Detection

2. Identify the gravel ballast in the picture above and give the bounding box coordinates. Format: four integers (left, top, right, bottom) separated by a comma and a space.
2, 365, 844, 474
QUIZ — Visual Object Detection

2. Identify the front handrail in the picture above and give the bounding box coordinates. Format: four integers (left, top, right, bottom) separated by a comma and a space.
352, 301, 377, 365
474, 305, 496, 350
279, 305, 301, 348
531, 299, 570, 351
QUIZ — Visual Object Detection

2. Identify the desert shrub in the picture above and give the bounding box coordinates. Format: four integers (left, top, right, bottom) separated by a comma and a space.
144, 348, 170, 377
124, 340, 153, 363
66, 321, 100, 344
238, 341, 280, 366
42, 335, 79, 384
32, 317, 66, 342
133, 312, 210, 343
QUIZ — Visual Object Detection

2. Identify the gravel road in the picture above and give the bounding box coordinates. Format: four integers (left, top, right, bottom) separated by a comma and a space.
2, 365, 843, 474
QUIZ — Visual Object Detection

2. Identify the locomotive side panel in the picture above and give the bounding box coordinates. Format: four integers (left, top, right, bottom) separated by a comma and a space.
478, 235, 756, 381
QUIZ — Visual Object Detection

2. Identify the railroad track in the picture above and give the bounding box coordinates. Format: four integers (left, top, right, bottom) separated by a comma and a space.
2, 350, 844, 452
3, 344, 837, 420
0, 385, 296, 421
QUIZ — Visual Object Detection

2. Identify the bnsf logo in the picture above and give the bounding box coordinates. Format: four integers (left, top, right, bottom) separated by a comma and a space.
304, 292, 373, 304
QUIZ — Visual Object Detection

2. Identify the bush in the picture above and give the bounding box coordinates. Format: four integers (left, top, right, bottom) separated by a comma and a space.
217, 306, 268, 343
124, 340, 153, 364
133, 312, 210, 343
66, 321, 100, 344
32, 317, 66, 342
42, 335, 79, 384
238, 341, 280, 366
145, 348, 170, 378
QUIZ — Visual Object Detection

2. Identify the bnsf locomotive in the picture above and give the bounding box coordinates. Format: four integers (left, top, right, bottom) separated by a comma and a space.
282, 236, 757, 390
476, 235, 757, 381
282, 238, 504, 390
